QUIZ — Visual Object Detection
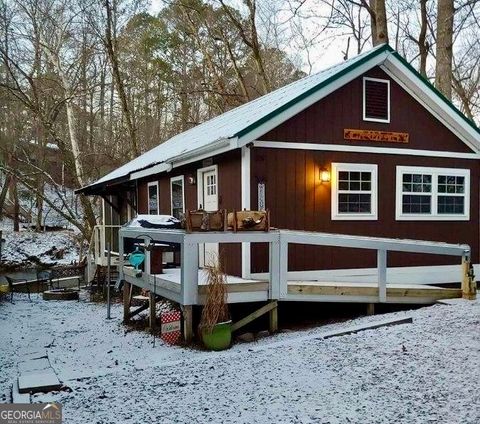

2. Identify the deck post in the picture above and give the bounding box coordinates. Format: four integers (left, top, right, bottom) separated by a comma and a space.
123, 281, 131, 324
144, 237, 151, 277
269, 301, 278, 333
118, 232, 124, 281
377, 249, 387, 302
181, 239, 199, 305
461, 253, 476, 300
269, 237, 281, 299
181, 236, 198, 343
149, 292, 156, 332
278, 235, 288, 299
182, 305, 193, 343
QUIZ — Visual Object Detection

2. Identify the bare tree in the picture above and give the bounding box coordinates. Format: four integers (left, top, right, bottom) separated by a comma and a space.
435, 0, 454, 98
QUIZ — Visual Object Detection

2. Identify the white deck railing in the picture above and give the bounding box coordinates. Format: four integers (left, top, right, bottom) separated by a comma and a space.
118, 227, 475, 304
86, 224, 122, 282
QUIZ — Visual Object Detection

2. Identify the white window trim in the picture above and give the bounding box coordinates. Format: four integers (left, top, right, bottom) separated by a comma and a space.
170, 175, 185, 217
331, 163, 378, 221
147, 181, 159, 215
363, 77, 390, 123
395, 166, 470, 221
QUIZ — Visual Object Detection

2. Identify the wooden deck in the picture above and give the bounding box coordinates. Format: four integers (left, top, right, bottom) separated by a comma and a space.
123, 266, 462, 305
118, 227, 477, 342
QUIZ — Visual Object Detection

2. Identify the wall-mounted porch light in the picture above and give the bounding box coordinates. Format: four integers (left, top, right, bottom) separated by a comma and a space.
320, 168, 331, 183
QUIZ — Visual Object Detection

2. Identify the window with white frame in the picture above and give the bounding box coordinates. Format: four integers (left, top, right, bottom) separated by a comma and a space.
170, 176, 185, 219
331, 163, 378, 220
396, 166, 470, 220
147, 181, 159, 215
363, 77, 390, 123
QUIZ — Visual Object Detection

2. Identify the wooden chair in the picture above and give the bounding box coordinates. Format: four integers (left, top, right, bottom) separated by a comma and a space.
5, 276, 31, 303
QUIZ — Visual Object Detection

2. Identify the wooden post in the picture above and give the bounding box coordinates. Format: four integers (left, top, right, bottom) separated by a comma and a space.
123, 281, 131, 324
377, 249, 387, 303
149, 291, 156, 333
182, 305, 193, 343
269, 301, 278, 333
367, 303, 375, 316
269, 237, 280, 300
461, 255, 477, 300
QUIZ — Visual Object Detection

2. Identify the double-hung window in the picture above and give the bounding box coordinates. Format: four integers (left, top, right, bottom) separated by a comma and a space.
331, 163, 378, 220
396, 166, 469, 220
147, 181, 159, 215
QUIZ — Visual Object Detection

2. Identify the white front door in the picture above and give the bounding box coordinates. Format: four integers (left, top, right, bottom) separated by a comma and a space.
198, 166, 219, 267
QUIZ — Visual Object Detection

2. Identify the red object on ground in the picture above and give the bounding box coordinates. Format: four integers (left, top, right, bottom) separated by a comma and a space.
161, 311, 181, 345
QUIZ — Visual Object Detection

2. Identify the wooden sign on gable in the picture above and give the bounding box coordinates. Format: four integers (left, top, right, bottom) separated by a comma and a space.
344, 129, 409, 143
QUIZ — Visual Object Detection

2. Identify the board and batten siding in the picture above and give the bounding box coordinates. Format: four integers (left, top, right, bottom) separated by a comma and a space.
250, 66, 479, 273
136, 150, 243, 276
250, 148, 479, 273
262, 67, 474, 154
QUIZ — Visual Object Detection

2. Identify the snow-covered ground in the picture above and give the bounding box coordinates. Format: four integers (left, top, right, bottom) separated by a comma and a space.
1, 294, 479, 423
0, 218, 80, 269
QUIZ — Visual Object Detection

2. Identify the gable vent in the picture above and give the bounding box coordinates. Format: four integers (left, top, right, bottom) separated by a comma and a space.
363, 77, 390, 122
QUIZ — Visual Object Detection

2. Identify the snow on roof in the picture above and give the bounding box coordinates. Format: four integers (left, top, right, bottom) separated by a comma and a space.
81, 45, 388, 192
79, 43, 480, 194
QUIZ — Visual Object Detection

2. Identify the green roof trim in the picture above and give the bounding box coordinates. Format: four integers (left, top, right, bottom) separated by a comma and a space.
235, 43, 480, 141
234, 44, 392, 139
390, 50, 480, 137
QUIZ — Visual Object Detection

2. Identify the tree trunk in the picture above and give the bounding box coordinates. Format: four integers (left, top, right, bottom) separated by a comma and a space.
0, 173, 11, 220
11, 174, 19, 232
369, 0, 378, 44
435, 0, 454, 99
104, 0, 139, 159
373, 0, 388, 45
418, 0, 429, 77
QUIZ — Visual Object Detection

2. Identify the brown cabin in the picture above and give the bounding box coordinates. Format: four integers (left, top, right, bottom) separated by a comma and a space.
78, 44, 480, 286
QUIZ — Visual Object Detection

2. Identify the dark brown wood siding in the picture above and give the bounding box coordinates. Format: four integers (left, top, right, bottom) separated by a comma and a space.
251, 147, 479, 272
262, 67, 474, 154
136, 150, 242, 276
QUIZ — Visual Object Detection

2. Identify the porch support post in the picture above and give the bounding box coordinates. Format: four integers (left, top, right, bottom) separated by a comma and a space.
279, 235, 288, 299
377, 249, 387, 303
181, 236, 198, 343
461, 251, 476, 300
269, 236, 280, 300
241, 145, 251, 278
269, 300, 278, 333
123, 281, 131, 324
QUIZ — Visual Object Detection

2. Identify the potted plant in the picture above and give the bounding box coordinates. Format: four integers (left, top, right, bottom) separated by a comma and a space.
199, 258, 231, 350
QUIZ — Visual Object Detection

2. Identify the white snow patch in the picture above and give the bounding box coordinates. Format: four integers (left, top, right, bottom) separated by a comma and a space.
127, 214, 181, 228
1, 294, 479, 423
0, 226, 80, 267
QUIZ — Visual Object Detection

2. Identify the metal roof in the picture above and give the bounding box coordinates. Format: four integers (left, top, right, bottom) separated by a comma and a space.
78, 43, 480, 194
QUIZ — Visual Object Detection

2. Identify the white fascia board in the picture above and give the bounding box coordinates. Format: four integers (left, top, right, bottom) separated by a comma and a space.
381, 55, 480, 153
236, 51, 390, 147
130, 163, 172, 180
254, 140, 480, 159
129, 138, 234, 181
171, 139, 236, 169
